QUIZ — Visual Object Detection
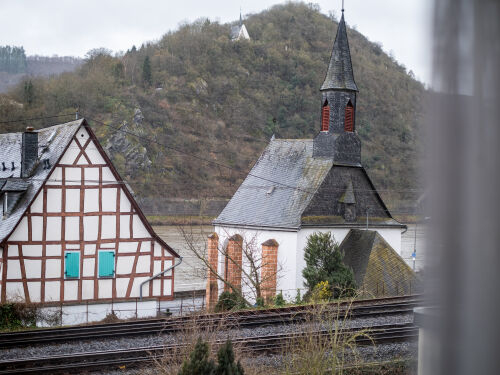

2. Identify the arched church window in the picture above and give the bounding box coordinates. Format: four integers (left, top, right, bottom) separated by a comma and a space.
345, 100, 354, 132
321, 100, 330, 131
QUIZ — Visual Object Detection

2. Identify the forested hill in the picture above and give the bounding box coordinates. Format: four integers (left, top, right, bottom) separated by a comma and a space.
0, 2, 424, 211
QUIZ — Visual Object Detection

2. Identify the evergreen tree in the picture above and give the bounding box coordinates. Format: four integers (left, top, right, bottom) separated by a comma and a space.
23, 80, 34, 106
142, 56, 152, 87
302, 232, 356, 298
178, 337, 216, 375
214, 340, 244, 375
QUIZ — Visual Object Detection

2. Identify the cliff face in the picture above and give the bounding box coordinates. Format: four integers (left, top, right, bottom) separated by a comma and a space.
0, 2, 424, 210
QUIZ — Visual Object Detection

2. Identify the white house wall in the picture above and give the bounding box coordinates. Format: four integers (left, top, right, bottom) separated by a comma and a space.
1, 125, 176, 304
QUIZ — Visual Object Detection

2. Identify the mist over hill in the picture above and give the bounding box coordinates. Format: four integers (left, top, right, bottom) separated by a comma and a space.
0, 2, 424, 212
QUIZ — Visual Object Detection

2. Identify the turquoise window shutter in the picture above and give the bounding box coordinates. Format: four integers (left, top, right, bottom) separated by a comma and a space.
99, 251, 115, 277
65, 252, 80, 278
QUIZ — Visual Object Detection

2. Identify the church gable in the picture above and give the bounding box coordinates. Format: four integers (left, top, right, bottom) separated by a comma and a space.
301, 165, 397, 226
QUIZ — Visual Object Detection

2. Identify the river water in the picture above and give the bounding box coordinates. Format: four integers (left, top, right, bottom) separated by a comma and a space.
153, 224, 427, 293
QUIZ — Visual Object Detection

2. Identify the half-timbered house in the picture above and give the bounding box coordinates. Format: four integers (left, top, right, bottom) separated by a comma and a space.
0, 119, 179, 322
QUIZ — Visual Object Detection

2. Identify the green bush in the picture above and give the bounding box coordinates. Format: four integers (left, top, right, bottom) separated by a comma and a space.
274, 291, 286, 307
302, 232, 356, 299
214, 291, 246, 312
178, 339, 244, 375
214, 340, 244, 375
294, 289, 302, 305
178, 337, 215, 375
0, 303, 37, 330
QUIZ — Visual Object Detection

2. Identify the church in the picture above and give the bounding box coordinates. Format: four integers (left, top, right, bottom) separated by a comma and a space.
208, 11, 412, 307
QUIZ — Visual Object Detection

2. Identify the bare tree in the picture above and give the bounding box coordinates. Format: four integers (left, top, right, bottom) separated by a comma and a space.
178, 225, 282, 306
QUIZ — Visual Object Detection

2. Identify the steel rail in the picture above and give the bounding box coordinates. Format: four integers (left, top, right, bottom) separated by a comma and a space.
0, 295, 421, 348
0, 323, 418, 374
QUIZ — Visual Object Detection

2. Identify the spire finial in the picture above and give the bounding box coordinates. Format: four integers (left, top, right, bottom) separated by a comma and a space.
342, 0, 344, 12
239, 7, 242, 27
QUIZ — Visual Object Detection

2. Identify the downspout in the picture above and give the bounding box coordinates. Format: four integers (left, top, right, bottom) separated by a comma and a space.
139, 256, 183, 301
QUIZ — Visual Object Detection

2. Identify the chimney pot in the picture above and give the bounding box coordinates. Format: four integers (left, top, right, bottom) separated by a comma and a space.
26, 126, 34, 132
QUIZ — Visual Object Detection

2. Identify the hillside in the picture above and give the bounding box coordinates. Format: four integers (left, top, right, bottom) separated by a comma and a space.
0, 54, 82, 93
0, 2, 424, 212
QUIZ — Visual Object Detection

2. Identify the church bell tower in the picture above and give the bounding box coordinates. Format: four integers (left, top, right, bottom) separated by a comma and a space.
313, 10, 361, 166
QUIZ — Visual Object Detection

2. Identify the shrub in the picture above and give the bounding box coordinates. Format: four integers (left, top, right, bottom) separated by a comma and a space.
274, 291, 286, 307
294, 289, 302, 305
214, 291, 246, 312
255, 297, 265, 308
178, 339, 244, 375
214, 340, 244, 375
311, 281, 333, 302
0, 303, 37, 330
302, 232, 356, 298
178, 337, 215, 375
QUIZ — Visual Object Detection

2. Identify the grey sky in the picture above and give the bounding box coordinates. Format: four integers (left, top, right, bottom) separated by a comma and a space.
0, 0, 433, 84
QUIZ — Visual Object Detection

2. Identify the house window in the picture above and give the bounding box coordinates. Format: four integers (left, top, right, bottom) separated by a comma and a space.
345, 100, 354, 132
64, 251, 80, 278
98, 250, 115, 278
321, 101, 330, 131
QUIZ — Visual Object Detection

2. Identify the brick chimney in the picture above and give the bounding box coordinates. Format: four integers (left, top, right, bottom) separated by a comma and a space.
21, 127, 38, 178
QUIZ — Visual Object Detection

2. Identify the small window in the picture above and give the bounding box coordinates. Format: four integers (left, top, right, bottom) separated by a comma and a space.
321, 101, 330, 131
345, 101, 354, 132
98, 250, 115, 278
64, 251, 80, 278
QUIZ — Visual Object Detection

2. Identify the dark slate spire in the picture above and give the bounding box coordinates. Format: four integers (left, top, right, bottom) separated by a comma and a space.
321, 13, 358, 92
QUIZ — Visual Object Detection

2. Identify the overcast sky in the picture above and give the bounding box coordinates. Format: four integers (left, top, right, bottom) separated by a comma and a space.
0, 0, 433, 85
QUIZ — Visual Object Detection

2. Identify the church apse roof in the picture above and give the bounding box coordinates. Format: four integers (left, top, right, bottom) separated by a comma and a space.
340, 229, 420, 296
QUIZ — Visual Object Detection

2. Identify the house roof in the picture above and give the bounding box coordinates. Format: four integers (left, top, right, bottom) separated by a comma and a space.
340, 229, 420, 295
214, 139, 333, 229
0, 119, 179, 257
0, 119, 83, 243
321, 13, 358, 91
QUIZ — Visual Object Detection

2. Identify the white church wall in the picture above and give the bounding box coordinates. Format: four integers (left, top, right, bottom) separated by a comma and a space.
214, 226, 298, 302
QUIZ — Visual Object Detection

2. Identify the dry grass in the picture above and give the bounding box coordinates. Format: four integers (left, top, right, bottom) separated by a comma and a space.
280, 297, 375, 375
146, 295, 381, 374
148, 311, 242, 374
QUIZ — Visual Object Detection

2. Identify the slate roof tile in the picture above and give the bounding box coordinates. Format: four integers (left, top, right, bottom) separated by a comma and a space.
0, 119, 83, 243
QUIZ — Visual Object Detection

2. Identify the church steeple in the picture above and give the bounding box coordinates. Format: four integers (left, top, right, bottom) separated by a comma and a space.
313, 10, 361, 165
321, 12, 358, 92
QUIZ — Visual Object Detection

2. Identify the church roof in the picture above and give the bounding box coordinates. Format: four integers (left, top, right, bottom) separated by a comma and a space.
321, 13, 358, 91
214, 139, 401, 229
340, 229, 420, 295
214, 139, 332, 229
0, 120, 83, 243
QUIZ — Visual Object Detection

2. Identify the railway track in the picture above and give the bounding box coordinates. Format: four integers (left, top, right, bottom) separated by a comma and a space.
0, 294, 421, 349
0, 323, 418, 374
